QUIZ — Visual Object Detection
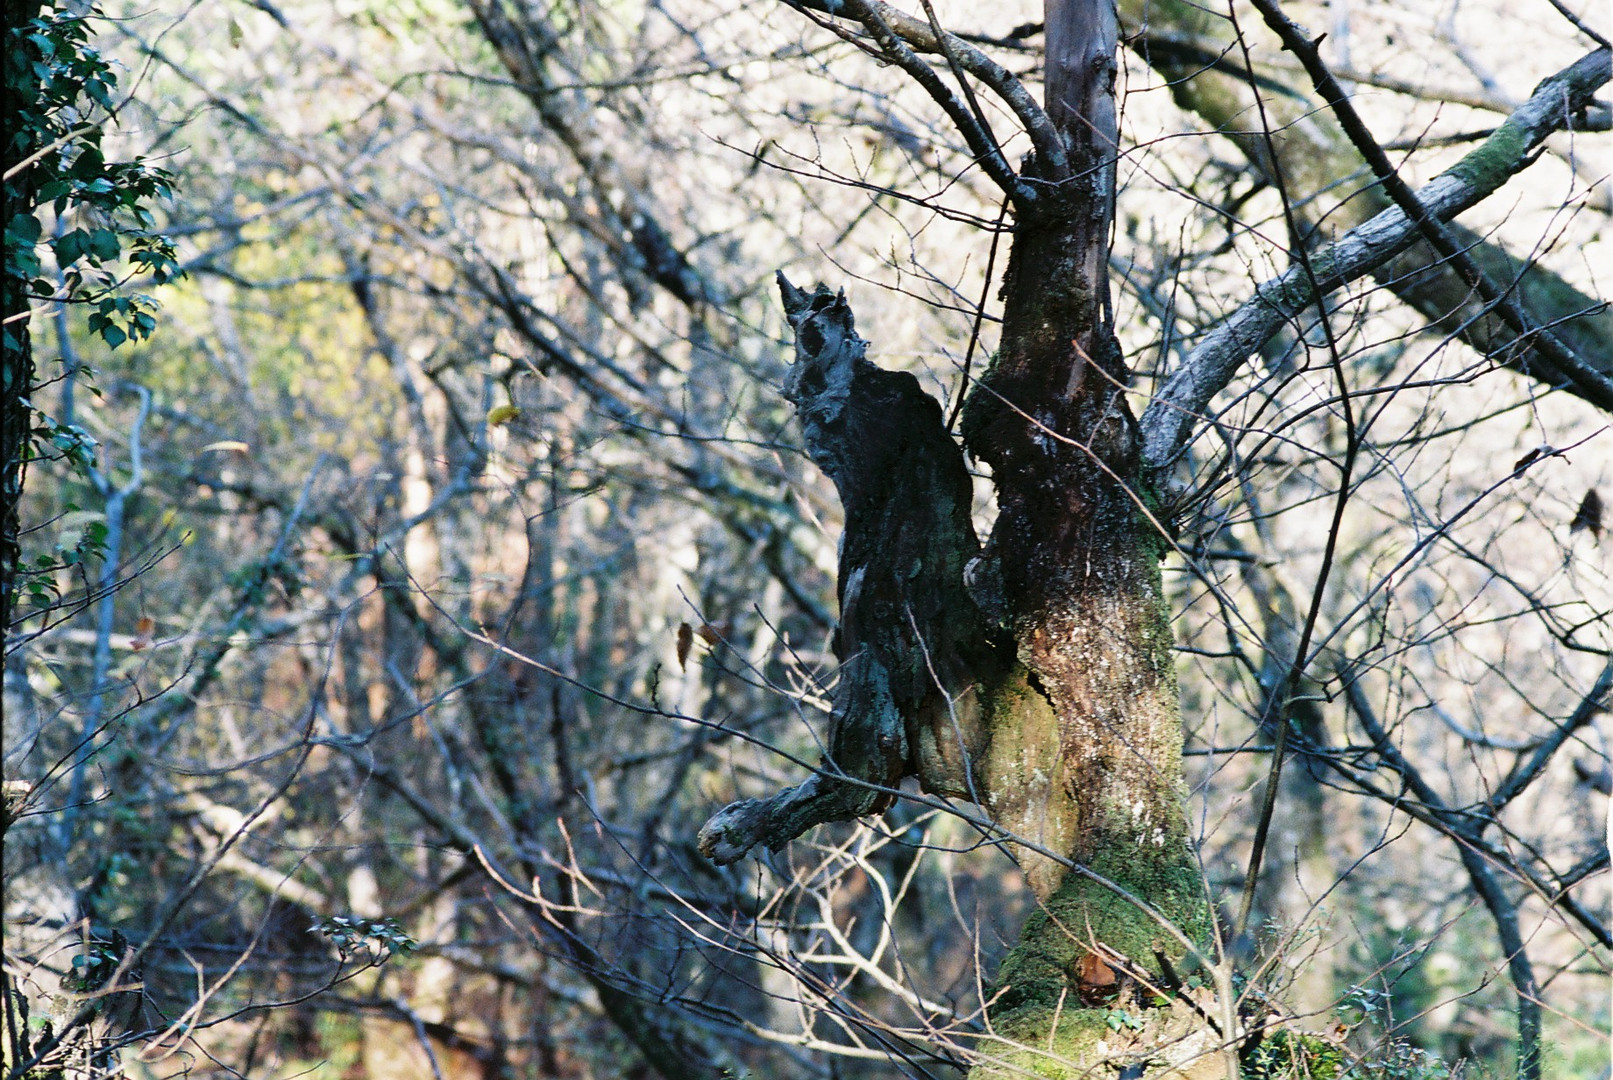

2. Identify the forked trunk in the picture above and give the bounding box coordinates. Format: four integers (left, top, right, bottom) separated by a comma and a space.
697, 3, 1218, 1073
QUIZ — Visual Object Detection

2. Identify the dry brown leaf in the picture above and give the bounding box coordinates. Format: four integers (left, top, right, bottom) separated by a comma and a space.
1073, 950, 1120, 1004
676, 622, 693, 670
1511, 444, 1552, 475
695, 621, 731, 646
1569, 488, 1603, 539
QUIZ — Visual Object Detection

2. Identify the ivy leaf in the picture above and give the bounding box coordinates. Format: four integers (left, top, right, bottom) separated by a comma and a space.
52, 227, 86, 265
7, 211, 42, 244
70, 144, 105, 179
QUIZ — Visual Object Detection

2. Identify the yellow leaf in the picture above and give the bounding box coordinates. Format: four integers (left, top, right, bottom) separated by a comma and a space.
487, 404, 521, 427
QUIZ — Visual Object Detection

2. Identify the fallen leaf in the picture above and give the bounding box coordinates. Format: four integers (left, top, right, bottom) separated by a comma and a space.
1074, 950, 1120, 1003
1076, 952, 1117, 987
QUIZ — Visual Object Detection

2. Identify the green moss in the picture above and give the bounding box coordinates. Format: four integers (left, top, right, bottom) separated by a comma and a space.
1135, 532, 1178, 685
974, 1010, 1116, 1080
1134, 478, 1174, 563
1447, 121, 1528, 193
972, 661, 1077, 893
989, 844, 1210, 1030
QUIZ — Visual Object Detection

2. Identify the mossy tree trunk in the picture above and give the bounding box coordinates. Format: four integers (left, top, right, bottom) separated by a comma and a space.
700, 4, 1220, 1076
955, 4, 1215, 1075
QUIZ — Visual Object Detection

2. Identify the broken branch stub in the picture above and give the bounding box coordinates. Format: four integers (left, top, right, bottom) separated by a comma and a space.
697, 275, 1000, 865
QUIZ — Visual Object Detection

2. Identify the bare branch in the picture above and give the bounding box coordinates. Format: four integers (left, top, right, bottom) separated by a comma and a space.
786, 0, 1066, 180
1250, 2, 1611, 429
1341, 674, 1546, 1078
783, 0, 1037, 206
1486, 659, 1613, 813
1140, 47, 1613, 469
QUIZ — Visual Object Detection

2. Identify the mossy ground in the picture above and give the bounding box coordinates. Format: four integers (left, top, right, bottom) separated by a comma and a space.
1244, 1030, 1346, 1079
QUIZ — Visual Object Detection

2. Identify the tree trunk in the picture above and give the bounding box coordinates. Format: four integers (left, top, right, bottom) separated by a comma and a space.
1, 2, 42, 642
955, 3, 1214, 1074
696, 4, 1221, 1073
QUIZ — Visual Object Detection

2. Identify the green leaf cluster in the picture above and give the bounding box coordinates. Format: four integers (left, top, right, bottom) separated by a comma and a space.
310, 915, 418, 962
4, 2, 181, 350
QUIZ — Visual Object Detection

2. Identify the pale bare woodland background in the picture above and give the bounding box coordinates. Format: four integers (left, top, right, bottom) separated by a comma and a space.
4, 0, 1611, 1077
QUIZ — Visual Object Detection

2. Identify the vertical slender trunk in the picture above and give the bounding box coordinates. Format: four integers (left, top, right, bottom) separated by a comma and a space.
1, 3, 43, 643
0, 311, 27, 642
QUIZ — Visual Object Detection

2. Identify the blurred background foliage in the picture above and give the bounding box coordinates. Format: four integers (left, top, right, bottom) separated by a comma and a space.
3, 0, 1609, 1077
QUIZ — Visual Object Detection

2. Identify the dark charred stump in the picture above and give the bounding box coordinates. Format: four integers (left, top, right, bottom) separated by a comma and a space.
698, 275, 999, 864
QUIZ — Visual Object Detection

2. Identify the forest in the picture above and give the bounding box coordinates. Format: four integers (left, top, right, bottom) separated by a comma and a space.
3, 0, 1610, 1077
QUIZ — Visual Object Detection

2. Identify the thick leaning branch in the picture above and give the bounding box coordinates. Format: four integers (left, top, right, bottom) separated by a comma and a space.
1121, 1, 1613, 407
698, 275, 995, 865
1250, 2, 1612, 421
1139, 47, 1613, 469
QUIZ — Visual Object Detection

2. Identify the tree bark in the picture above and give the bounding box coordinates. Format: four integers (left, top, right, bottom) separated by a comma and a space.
1122, 0, 1613, 407
1, 2, 42, 642
952, 3, 1213, 1075
698, 276, 1003, 863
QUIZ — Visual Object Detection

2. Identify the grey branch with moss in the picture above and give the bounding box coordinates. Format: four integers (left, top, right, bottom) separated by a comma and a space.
1139, 47, 1613, 469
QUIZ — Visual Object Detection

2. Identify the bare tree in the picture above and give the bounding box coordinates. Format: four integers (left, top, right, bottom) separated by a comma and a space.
4, 0, 1609, 1078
